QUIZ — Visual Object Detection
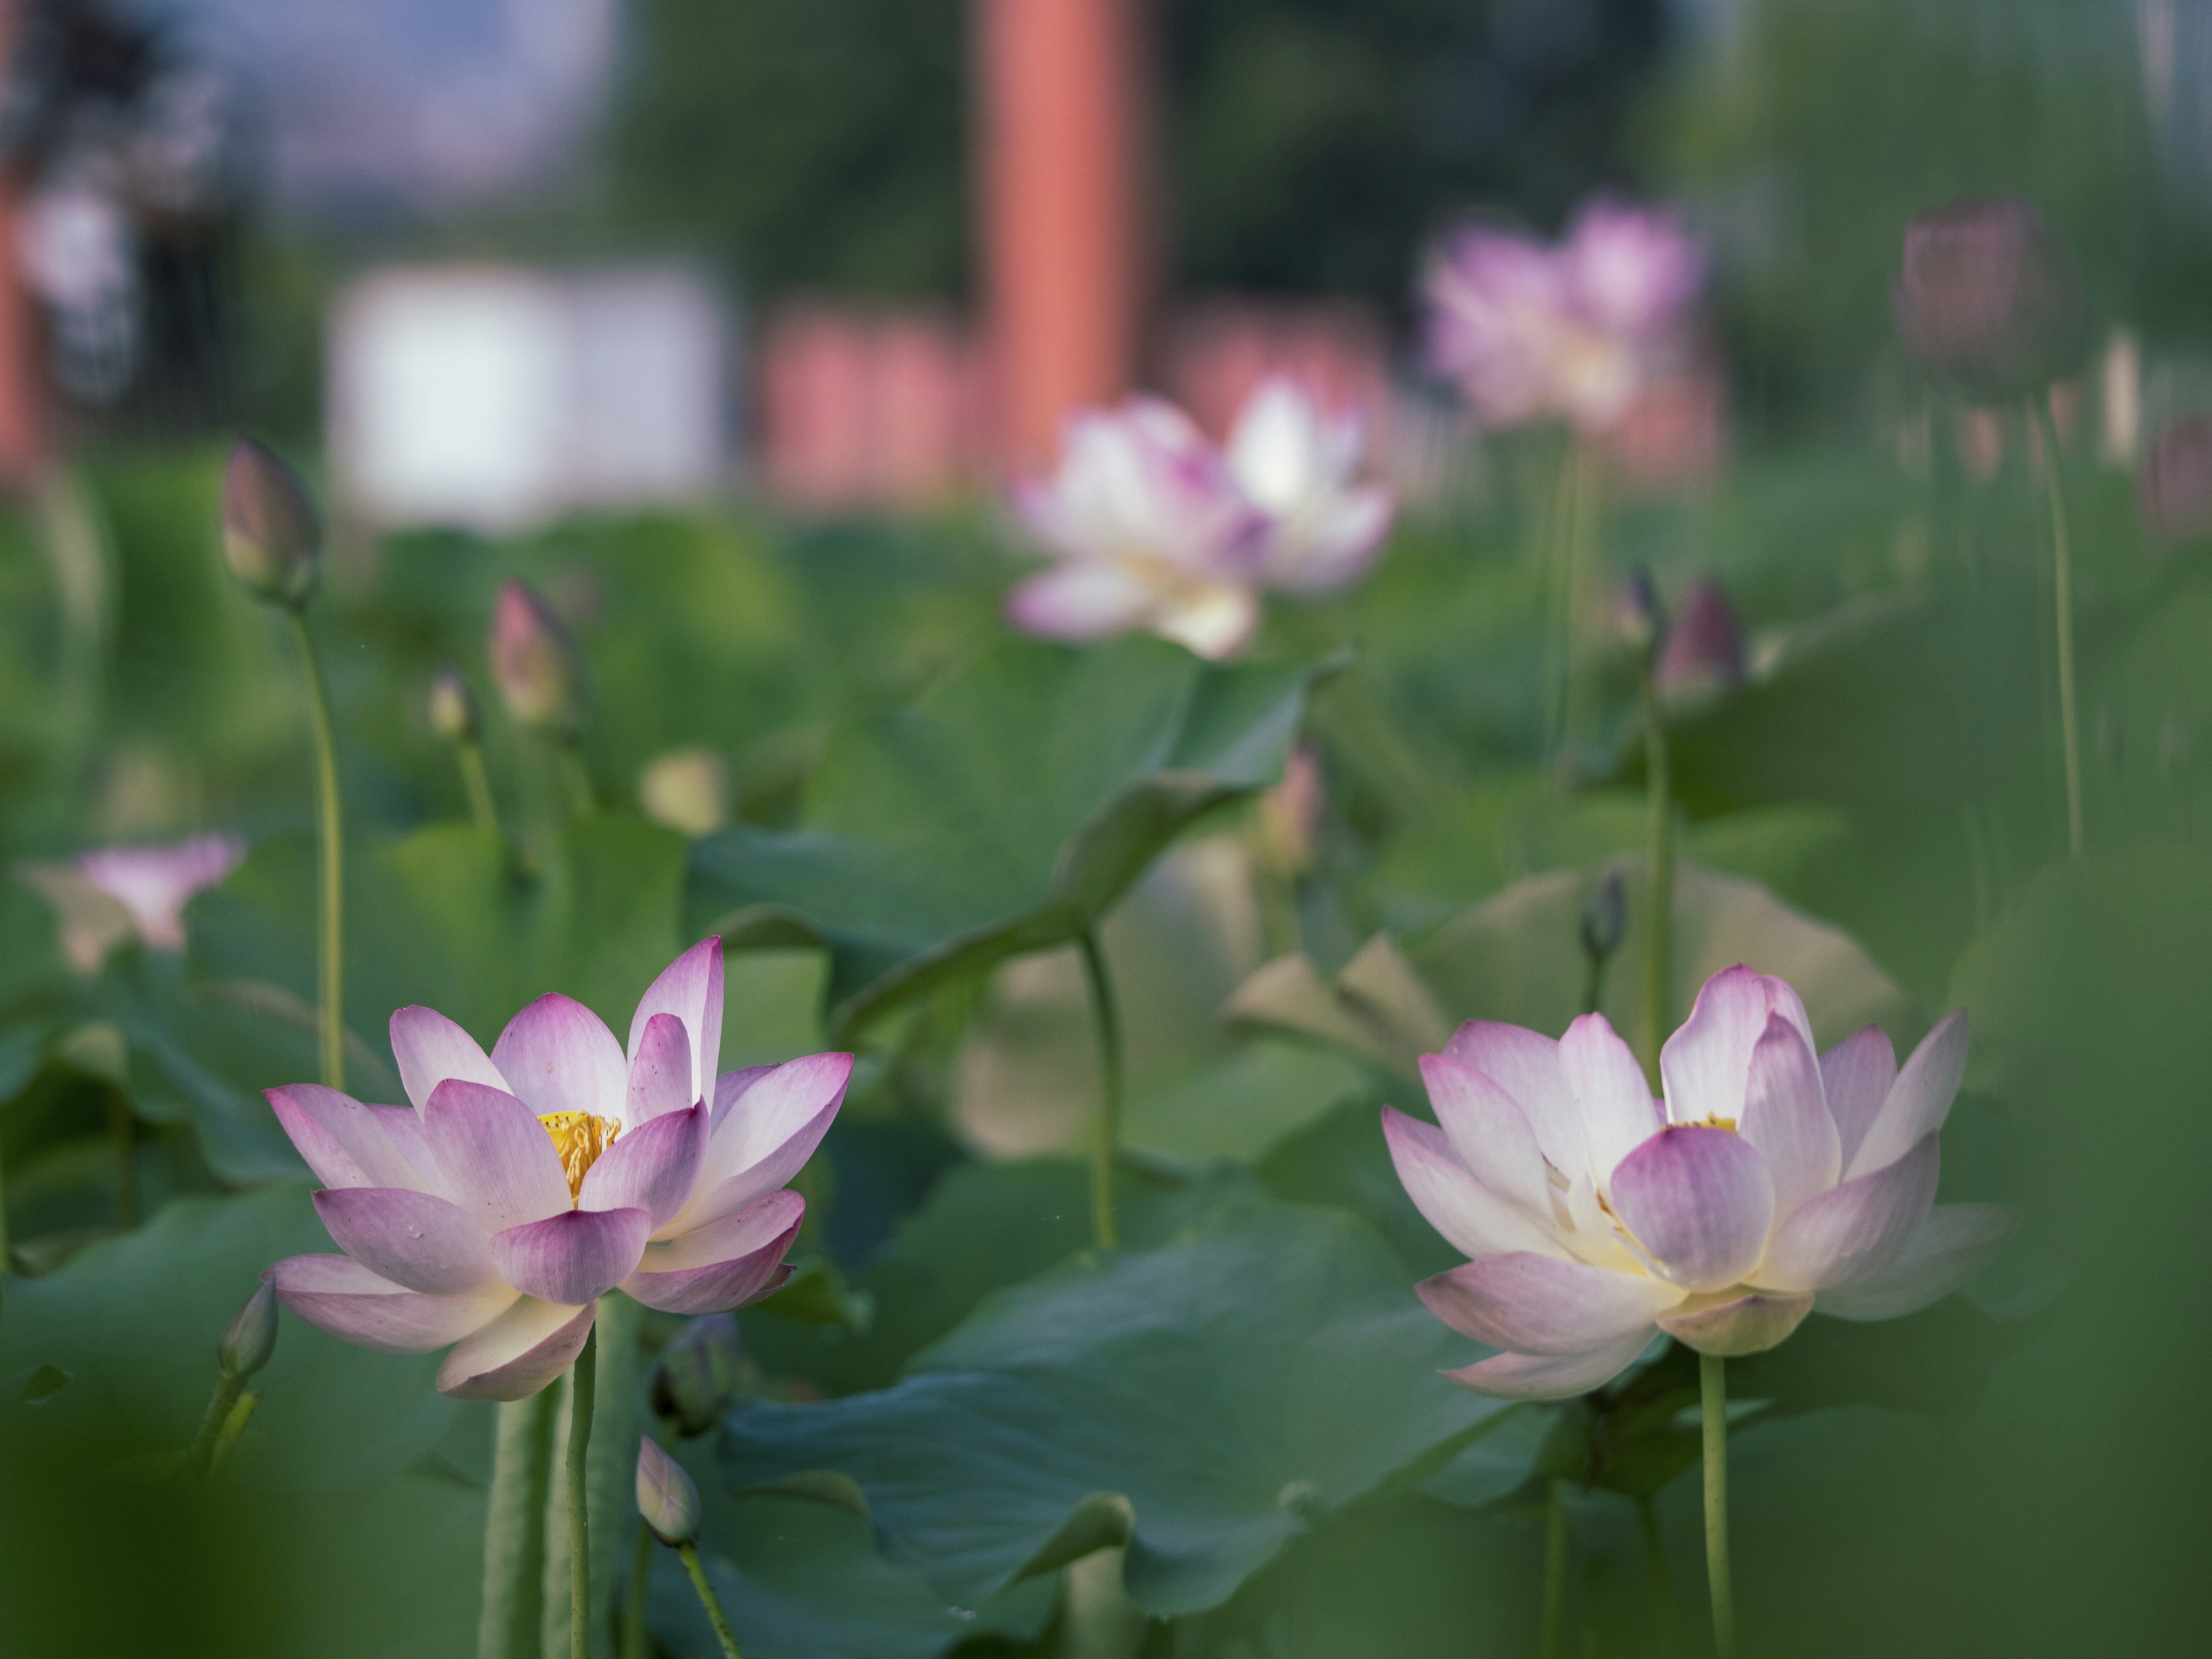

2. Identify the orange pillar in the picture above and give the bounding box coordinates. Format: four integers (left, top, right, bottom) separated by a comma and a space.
974, 0, 1147, 475
0, 2, 47, 483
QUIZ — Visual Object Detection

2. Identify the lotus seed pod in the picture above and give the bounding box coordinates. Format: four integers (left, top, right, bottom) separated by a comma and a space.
1654, 577, 1746, 699
1894, 197, 2087, 402
488, 581, 588, 737
650, 1312, 742, 1438
1580, 870, 1626, 964
218, 1279, 279, 1381
427, 666, 480, 745
635, 1436, 701, 1547
221, 438, 323, 608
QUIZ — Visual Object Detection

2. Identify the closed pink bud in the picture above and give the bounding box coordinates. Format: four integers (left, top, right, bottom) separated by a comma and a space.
489, 581, 587, 737
1894, 197, 2086, 402
636, 1437, 701, 1546
1654, 577, 1746, 698
2138, 415, 2212, 547
221, 438, 321, 608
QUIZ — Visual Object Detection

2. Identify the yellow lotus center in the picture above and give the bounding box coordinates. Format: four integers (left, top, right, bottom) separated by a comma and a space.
540, 1111, 620, 1202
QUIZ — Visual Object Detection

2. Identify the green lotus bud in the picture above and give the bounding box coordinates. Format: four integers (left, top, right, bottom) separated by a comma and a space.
1579, 870, 1626, 964
649, 1312, 741, 1437
639, 747, 730, 837
635, 1436, 701, 1547
1894, 197, 2087, 402
427, 666, 480, 745
489, 581, 588, 737
218, 1279, 279, 1381
221, 438, 321, 608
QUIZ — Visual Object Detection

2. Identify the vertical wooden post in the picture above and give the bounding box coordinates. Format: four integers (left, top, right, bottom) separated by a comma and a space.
0, 1, 50, 483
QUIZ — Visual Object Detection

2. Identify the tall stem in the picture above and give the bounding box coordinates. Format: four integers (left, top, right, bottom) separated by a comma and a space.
1540, 1476, 1569, 1659
1637, 1493, 1677, 1657
0, 1133, 10, 1272
458, 740, 502, 838
185, 1372, 244, 1479
676, 1541, 744, 1659
1077, 928, 1123, 1251
207, 1389, 261, 1476
2030, 398, 2084, 858
1699, 1353, 1737, 1659
1543, 435, 1581, 763
480, 1390, 560, 1659
289, 609, 346, 1090
622, 1514, 653, 1659
568, 1327, 600, 1659
1637, 662, 1673, 1084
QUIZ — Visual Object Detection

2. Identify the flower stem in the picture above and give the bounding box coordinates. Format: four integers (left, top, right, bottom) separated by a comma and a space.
289, 609, 346, 1091
622, 1509, 653, 1659
480, 1389, 560, 1659
207, 1388, 260, 1477
1543, 434, 1580, 764
2029, 397, 2084, 858
1637, 1493, 1677, 1657
560, 743, 597, 820
184, 1372, 243, 1479
569, 1325, 599, 1659
1077, 927, 1123, 1251
676, 1541, 744, 1659
1700, 1352, 1737, 1659
1637, 659, 1673, 1084
1540, 1475, 1569, 1659
0, 1134, 10, 1271
458, 738, 502, 838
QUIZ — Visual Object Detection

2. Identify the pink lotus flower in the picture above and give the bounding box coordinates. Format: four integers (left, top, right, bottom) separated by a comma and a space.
266, 938, 848, 1402
1386, 965, 2016, 1400
1424, 196, 1704, 434
75, 833, 246, 953
1007, 397, 1269, 660
1225, 377, 1396, 596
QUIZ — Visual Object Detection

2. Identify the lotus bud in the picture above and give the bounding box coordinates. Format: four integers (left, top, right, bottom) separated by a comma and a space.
639, 748, 730, 838
1579, 870, 1626, 964
2138, 415, 2212, 547
1253, 746, 1323, 878
1894, 197, 2087, 402
1618, 569, 1663, 658
221, 438, 321, 608
489, 581, 587, 738
427, 666, 480, 745
649, 1312, 742, 1437
635, 1437, 701, 1547
218, 1279, 279, 1381
1654, 577, 1747, 699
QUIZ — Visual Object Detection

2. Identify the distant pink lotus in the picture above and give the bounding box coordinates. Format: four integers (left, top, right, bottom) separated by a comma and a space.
75, 833, 245, 953
1387, 965, 2015, 1399
1226, 377, 1396, 596
1425, 196, 1705, 434
267, 938, 847, 1401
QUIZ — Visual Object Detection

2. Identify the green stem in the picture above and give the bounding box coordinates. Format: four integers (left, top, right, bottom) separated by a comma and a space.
110, 1087, 137, 1231
1700, 1353, 1737, 1659
208, 1389, 260, 1477
290, 609, 346, 1091
458, 739, 502, 838
676, 1541, 743, 1659
560, 744, 597, 821
0, 1131, 10, 1272
1637, 661, 1673, 1084
1580, 950, 1607, 1020
1077, 928, 1123, 1251
1637, 1493, 1676, 1657
1543, 434, 1580, 764
623, 1511, 653, 1659
480, 1390, 560, 1659
1541, 1476, 1569, 1659
569, 1326, 600, 1659
2030, 398, 2084, 858
184, 1372, 243, 1479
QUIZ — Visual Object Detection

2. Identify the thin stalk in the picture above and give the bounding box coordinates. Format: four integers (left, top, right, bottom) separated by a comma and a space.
1559, 439, 1604, 763
457, 739, 502, 838
1543, 435, 1581, 763
1637, 1494, 1677, 1657
622, 1513, 653, 1659
1077, 928, 1123, 1251
1580, 951, 1606, 1020
481, 1390, 560, 1659
676, 1541, 743, 1659
289, 609, 346, 1090
1541, 1476, 1569, 1659
568, 1326, 600, 1659
0, 1134, 10, 1271
109, 1088, 137, 1230
184, 1373, 243, 1479
1699, 1353, 1737, 1659
1637, 661, 1673, 1084
208, 1389, 260, 1477
2030, 398, 2084, 857
560, 744, 597, 820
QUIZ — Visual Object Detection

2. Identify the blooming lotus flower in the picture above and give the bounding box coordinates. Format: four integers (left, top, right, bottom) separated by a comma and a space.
1385, 965, 2016, 1400
1225, 377, 1395, 595
1895, 196, 2086, 403
75, 833, 245, 953
1007, 397, 1268, 660
266, 938, 848, 1402
1425, 196, 1703, 433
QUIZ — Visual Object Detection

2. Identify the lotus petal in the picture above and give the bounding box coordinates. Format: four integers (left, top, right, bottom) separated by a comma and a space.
311, 1186, 500, 1295
1416, 1252, 1680, 1354
1608, 1126, 1775, 1293
1657, 1290, 1813, 1356
422, 1079, 573, 1233
579, 1103, 708, 1230
1847, 1011, 1968, 1180
438, 1297, 598, 1402
1814, 1202, 2018, 1321
1758, 1134, 1940, 1292
623, 1191, 805, 1316
1440, 1328, 1655, 1402
269, 1253, 511, 1353
1381, 1107, 1565, 1262
491, 993, 628, 1123
627, 937, 724, 1109
389, 1005, 507, 1113
490, 1207, 653, 1306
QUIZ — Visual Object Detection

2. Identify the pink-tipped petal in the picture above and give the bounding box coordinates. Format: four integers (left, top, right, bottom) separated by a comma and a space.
628, 938, 725, 1109
1006, 564, 1157, 643
269, 1253, 513, 1354
437, 1297, 598, 1402
1443, 1021, 1581, 1175
627, 1013, 696, 1122
1558, 1013, 1663, 1180
1660, 965, 1815, 1128
1441, 1328, 1655, 1402
1819, 1025, 1897, 1173
710, 1066, 776, 1131
422, 1079, 574, 1233
1416, 1252, 1681, 1354
267, 1084, 431, 1192
685, 1052, 851, 1220
1737, 1013, 1840, 1222
1759, 1134, 1940, 1292
1608, 1126, 1775, 1293
490, 1207, 653, 1306
1381, 1107, 1565, 1262
623, 1190, 805, 1315
1419, 1053, 1552, 1216
312, 1187, 500, 1295
1813, 1202, 2018, 1321
368, 1105, 446, 1192
579, 1103, 708, 1229
491, 993, 628, 1123
1847, 1011, 1969, 1180
389, 1005, 507, 1113
1152, 582, 1260, 661
1656, 1290, 1813, 1357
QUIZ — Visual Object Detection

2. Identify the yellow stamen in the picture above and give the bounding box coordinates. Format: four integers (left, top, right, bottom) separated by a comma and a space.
539, 1111, 620, 1203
